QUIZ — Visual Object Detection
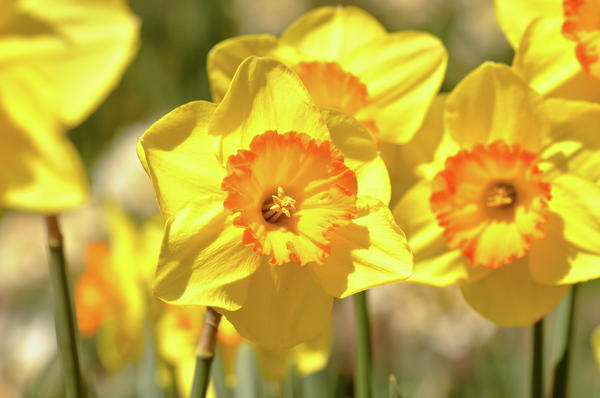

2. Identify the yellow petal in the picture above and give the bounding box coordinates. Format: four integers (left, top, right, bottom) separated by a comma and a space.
541, 99, 600, 182
255, 321, 331, 381
546, 174, 600, 255
592, 325, 600, 374
393, 181, 490, 286
221, 263, 333, 349
209, 57, 329, 161
383, 94, 460, 206
322, 108, 390, 204
512, 17, 600, 101
445, 62, 547, 152
280, 6, 386, 62
460, 258, 570, 327
1, 0, 139, 126
0, 80, 88, 212
207, 35, 303, 102
493, 0, 562, 48
343, 32, 447, 144
529, 212, 600, 284
138, 100, 226, 220
153, 197, 262, 311
310, 198, 412, 298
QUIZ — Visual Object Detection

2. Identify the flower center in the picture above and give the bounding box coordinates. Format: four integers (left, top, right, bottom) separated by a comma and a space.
485, 182, 517, 208
262, 186, 296, 223
222, 130, 357, 266
562, 0, 600, 79
430, 141, 551, 269
293, 61, 377, 132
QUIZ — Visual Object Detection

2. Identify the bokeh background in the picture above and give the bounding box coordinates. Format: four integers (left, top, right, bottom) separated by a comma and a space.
1, 0, 599, 397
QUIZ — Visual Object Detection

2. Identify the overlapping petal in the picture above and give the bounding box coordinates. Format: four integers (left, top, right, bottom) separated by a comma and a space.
209, 57, 330, 161
138, 100, 225, 219
460, 258, 570, 327
280, 6, 386, 61
310, 198, 412, 298
221, 263, 333, 349
207, 35, 303, 102
445, 62, 547, 152
494, 0, 562, 49
512, 17, 600, 100
541, 99, 600, 182
0, 0, 139, 126
343, 32, 447, 144
153, 197, 262, 311
322, 108, 390, 204
0, 77, 87, 212
394, 181, 490, 286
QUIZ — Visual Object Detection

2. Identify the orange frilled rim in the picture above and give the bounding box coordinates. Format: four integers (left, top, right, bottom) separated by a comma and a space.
430, 141, 551, 269
75, 241, 113, 336
293, 61, 379, 133
562, 0, 600, 79
222, 130, 357, 266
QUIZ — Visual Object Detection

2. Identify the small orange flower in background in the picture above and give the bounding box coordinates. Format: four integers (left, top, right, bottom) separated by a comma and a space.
393, 62, 600, 326
208, 6, 447, 145
75, 205, 157, 370
138, 56, 413, 349
0, 0, 138, 212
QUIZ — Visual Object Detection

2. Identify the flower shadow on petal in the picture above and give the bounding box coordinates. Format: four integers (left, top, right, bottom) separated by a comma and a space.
529, 211, 600, 284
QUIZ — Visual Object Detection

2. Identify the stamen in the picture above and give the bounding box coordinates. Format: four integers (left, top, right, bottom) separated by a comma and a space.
262, 186, 296, 223
485, 182, 517, 208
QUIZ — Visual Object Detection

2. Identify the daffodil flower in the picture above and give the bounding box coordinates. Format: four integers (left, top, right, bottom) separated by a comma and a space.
75, 204, 161, 370
207, 6, 447, 145
0, 0, 138, 211
393, 62, 600, 326
138, 56, 413, 349
156, 304, 331, 395
494, 0, 600, 101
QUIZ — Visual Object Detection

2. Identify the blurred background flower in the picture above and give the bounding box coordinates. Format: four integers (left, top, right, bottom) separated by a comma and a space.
2, 0, 600, 397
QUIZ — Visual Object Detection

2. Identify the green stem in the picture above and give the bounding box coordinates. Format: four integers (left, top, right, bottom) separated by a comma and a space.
353, 290, 373, 398
552, 284, 578, 398
531, 317, 544, 398
190, 307, 222, 398
46, 215, 86, 398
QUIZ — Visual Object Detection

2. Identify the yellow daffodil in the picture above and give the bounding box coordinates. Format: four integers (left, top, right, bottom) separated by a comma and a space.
155, 304, 331, 395
494, 0, 600, 101
207, 6, 447, 145
0, 0, 138, 212
138, 56, 413, 349
75, 204, 160, 370
393, 62, 600, 326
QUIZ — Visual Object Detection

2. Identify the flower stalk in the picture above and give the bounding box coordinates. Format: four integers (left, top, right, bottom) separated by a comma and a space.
46, 215, 87, 398
531, 317, 544, 398
354, 290, 373, 398
190, 307, 222, 398
552, 284, 578, 398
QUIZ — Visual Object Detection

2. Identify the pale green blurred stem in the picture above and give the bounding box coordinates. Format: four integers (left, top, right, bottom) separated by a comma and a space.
46, 215, 87, 398
353, 290, 373, 398
190, 307, 222, 398
531, 317, 544, 398
552, 284, 578, 398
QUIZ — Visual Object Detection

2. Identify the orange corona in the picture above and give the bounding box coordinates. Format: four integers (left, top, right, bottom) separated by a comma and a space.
430, 141, 551, 269
563, 0, 600, 79
222, 130, 357, 266
293, 62, 378, 132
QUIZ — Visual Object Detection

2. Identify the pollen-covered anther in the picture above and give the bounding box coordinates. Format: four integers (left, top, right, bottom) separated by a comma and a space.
262, 186, 296, 223
485, 182, 517, 208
